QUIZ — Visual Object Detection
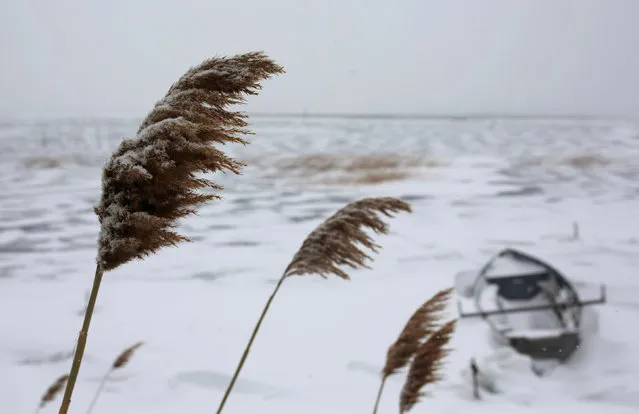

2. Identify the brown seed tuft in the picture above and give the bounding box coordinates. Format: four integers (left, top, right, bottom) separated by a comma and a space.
399, 319, 456, 413
284, 197, 412, 279
383, 287, 453, 378
94, 51, 285, 271
112, 341, 144, 369
39, 374, 69, 409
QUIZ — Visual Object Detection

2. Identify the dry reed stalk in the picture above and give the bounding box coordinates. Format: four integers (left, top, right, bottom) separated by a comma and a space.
320, 170, 412, 186
399, 319, 456, 413
58, 51, 283, 414
216, 197, 412, 413
86, 342, 144, 414
372, 287, 453, 414
36, 374, 69, 413
273, 153, 443, 187
470, 358, 480, 400
274, 153, 438, 175
572, 221, 580, 240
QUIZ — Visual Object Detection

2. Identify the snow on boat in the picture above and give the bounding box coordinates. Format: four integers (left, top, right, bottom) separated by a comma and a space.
455, 248, 606, 362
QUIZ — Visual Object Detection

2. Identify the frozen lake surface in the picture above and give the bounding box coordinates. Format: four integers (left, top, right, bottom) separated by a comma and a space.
1, 116, 639, 413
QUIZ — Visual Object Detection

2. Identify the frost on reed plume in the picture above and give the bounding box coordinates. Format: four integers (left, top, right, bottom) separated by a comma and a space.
372, 287, 453, 414
217, 197, 412, 413
58, 51, 284, 414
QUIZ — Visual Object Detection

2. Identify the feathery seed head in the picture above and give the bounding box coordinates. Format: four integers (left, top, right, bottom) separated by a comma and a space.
112, 342, 144, 369
39, 374, 69, 409
94, 51, 284, 271
284, 197, 412, 279
383, 287, 453, 377
399, 319, 456, 413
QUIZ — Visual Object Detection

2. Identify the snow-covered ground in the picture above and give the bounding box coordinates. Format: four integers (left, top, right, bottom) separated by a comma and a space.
1, 116, 639, 413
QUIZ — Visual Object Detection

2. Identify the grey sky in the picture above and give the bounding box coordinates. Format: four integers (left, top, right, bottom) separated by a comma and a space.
2, 0, 638, 119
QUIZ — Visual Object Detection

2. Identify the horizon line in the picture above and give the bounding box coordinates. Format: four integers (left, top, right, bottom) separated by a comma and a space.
250, 112, 629, 121
0, 111, 633, 123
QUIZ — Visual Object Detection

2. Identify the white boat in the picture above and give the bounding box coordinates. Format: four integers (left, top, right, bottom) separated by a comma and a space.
456, 248, 606, 362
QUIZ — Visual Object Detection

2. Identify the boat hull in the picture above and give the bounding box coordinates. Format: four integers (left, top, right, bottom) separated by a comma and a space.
456, 248, 606, 363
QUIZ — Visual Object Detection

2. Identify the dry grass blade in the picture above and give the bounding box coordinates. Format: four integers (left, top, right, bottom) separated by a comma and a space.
284, 197, 412, 279
36, 374, 68, 413
216, 197, 412, 414
399, 319, 456, 414
372, 287, 453, 414
95, 51, 285, 271
60, 51, 283, 414
86, 342, 145, 414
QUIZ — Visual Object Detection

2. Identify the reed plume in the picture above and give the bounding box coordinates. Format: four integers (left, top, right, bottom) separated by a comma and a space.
36, 374, 68, 413
399, 319, 456, 413
86, 342, 144, 414
59, 51, 284, 414
216, 197, 412, 413
372, 287, 453, 414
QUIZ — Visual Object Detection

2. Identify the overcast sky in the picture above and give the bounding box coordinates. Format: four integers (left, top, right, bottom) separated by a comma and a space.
2, 0, 638, 119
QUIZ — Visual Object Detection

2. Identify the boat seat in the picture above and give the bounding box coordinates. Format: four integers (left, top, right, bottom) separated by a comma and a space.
501, 328, 577, 339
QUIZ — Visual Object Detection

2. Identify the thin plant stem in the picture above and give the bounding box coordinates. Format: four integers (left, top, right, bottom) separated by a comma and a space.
59, 264, 104, 414
372, 376, 387, 414
216, 271, 288, 414
85, 369, 111, 414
